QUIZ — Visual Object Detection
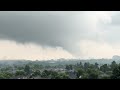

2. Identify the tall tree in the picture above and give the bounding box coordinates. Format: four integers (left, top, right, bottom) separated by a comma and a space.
76, 68, 84, 78
100, 64, 109, 73
111, 65, 120, 79
84, 62, 90, 70
95, 62, 99, 69
24, 65, 30, 75
110, 61, 117, 70
87, 69, 99, 79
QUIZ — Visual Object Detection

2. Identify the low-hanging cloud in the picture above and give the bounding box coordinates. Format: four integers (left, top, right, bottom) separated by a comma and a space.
0, 11, 120, 58
0, 11, 88, 55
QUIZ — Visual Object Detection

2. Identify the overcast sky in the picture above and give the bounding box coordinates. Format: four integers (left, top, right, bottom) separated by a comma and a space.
0, 11, 120, 60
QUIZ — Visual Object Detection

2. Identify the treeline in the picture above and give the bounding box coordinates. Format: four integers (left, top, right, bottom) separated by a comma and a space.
0, 61, 120, 79
65, 61, 116, 79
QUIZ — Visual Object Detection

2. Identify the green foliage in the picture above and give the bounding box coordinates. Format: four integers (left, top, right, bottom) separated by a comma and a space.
76, 62, 83, 69
0, 72, 13, 79
41, 70, 51, 78
111, 65, 120, 79
95, 62, 99, 69
24, 65, 30, 75
84, 62, 90, 70
32, 70, 41, 77
76, 68, 84, 78
15, 70, 25, 76
81, 73, 89, 79
17, 66, 24, 70
99, 74, 110, 79
86, 68, 99, 79
65, 65, 73, 70
0, 60, 120, 79
110, 61, 117, 70
51, 72, 69, 79
100, 64, 110, 73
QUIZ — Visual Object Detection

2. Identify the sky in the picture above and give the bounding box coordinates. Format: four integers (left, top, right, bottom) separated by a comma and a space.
0, 11, 120, 60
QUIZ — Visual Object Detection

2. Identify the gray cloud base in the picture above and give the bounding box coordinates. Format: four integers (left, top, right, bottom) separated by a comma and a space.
0, 11, 120, 56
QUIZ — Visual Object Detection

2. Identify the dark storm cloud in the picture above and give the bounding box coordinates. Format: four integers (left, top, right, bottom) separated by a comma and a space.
1, 11, 115, 55
0, 11, 88, 54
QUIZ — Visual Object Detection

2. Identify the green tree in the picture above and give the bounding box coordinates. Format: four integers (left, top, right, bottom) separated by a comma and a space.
111, 65, 120, 79
56, 73, 69, 79
76, 62, 83, 69
100, 64, 109, 73
95, 62, 99, 69
32, 70, 41, 77
65, 65, 73, 70
87, 69, 99, 79
15, 70, 25, 76
84, 62, 90, 70
0, 72, 13, 79
99, 74, 110, 79
24, 65, 30, 75
41, 70, 51, 78
81, 73, 89, 79
110, 61, 117, 70
33, 64, 42, 70
76, 68, 84, 78
50, 71, 58, 79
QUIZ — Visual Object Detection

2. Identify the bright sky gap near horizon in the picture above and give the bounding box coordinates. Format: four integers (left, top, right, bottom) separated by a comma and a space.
0, 11, 120, 60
